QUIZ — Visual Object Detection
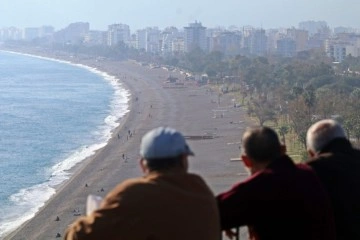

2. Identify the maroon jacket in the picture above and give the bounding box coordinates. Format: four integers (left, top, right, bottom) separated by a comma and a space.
217, 155, 335, 240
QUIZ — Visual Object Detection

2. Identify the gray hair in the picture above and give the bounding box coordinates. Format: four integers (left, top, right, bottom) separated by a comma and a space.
306, 119, 346, 153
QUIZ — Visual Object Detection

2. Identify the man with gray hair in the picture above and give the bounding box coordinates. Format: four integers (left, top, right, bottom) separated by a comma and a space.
307, 119, 360, 239
65, 127, 220, 240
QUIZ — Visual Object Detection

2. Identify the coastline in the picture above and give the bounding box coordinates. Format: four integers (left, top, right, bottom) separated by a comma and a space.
0, 50, 130, 238
4, 50, 253, 239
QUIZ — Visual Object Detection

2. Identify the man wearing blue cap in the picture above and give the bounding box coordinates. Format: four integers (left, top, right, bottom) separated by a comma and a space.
65, 127, 220, 240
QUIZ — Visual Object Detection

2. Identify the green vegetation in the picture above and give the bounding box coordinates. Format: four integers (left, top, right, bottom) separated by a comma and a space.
158, 48, 360, 159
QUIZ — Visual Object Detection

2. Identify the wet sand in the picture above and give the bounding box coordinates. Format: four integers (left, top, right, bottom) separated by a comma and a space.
4, 56, 253, 239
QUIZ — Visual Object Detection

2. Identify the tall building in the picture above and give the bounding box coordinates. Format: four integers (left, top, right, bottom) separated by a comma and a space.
298, 21, 328, 36
23, 28, 40, 40
248, 29, 268, 56
0, 27, 22, 41
325, 35, 360, 62
172, 37, 185, 53
84, 30, 107, 46
136, 29, 147, 50
107, 24, 130, 46
266, 29, 283, 54
209, 31, 241, 56
39, 26, 54, 38
277, 38, 296, 57
53, 22, 90, 44
328, 43, 347, 62
161, 27, 181, 55
135, 27, 161, 53
146, 27, 161, 53
287, 28, 308, 52
241, 26, 254, 55
184, 21, 207, 52
334, 27, 351, 34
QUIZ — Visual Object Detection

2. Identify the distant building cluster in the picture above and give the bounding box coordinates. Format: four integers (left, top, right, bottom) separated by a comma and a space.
1, 20, 360, 62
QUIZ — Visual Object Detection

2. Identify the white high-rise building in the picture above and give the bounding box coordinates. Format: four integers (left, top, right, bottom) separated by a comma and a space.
161, 27, 180, 55
184, 21, 207, 52
136, 29, 147, 50
299, 21, 328, 36
23, 28, 40, 40
136, 27, 161, 53
0, 27, 22, 41
107, 24, 130, 46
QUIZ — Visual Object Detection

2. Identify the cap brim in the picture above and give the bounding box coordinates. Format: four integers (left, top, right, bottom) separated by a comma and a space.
186, 145, 195, 156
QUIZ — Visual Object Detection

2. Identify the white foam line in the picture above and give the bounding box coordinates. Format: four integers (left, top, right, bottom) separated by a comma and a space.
0, 50, 131, 238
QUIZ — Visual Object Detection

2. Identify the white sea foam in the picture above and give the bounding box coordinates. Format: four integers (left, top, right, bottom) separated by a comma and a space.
0, 51, 130, 238
0, 183, 55, 238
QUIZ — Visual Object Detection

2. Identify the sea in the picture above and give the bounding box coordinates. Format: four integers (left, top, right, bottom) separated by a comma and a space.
0, 51, 130, 238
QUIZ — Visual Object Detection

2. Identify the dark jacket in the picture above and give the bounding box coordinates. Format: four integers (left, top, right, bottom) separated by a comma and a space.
307, 138, 360, 240
65, 172, 220, 240
217, 155, 335, 240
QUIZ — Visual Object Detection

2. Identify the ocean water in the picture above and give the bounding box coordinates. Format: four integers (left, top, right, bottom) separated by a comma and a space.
0, 51, 130, 238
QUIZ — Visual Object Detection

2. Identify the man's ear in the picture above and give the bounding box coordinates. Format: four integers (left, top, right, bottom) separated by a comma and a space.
180, 155, 189, 171
307, 149, 316, 158
241, 155, 252, 168
139, 158, 149, 174
280, 145, 287, 155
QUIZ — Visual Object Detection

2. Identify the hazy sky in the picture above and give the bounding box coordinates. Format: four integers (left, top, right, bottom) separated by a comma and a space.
2, 0, 360, 31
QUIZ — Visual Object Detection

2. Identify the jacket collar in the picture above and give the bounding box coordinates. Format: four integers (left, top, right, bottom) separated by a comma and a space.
320, 138, 353, 154
263, 155, 296, 173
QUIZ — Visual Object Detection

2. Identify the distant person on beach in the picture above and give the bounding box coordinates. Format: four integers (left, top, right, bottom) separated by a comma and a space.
306, 119, 360, 239
217, 126, 335, 240
65, 127, 220, 240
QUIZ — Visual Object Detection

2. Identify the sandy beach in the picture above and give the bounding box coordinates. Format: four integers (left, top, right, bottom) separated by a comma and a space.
4, 55, 253, 239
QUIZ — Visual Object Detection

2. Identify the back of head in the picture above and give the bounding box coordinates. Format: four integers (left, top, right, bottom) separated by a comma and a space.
306, 119, 346, 153
242, 126, 282, 163
140, 127, 194, 171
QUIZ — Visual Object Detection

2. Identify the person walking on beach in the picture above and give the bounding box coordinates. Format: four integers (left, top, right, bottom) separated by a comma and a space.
306, 119, 360, 239
65, 127, 220, 240
217, 126, 335, 240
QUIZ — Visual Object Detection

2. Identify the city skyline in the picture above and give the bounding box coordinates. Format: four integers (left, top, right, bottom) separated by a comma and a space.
2, 0, 360, 31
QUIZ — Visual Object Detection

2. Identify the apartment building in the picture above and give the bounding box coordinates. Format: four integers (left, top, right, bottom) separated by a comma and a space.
209, 31, 241, 56
136, 27, 161, 53
53, 22, 90, 44
184, 21, 207, 52
277, 38, 296, 57
107, 24, 130, 46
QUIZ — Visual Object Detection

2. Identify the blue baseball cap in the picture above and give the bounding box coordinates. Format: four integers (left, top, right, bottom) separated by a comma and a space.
140, 127, 194, 159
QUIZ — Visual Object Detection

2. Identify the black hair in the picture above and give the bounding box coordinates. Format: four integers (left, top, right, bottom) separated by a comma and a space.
242, 126, 281, 163
145, 156, 183, 171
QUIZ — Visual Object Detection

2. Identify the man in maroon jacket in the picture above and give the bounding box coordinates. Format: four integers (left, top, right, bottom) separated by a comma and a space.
217, 126, 335, 240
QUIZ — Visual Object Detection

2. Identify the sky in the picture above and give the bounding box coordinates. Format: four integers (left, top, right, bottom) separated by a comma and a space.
2, 0, 360, 31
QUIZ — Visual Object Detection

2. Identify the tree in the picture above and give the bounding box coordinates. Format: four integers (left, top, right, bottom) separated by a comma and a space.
287, 96, 313, 148
184, 47, 206, 73
315, 88, 337, 119
247, 99, 277, 126
278, 125, 289, 144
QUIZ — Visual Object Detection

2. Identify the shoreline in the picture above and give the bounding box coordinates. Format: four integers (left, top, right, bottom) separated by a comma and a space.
0, 50, 131, 238
4, 50, 253, 239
